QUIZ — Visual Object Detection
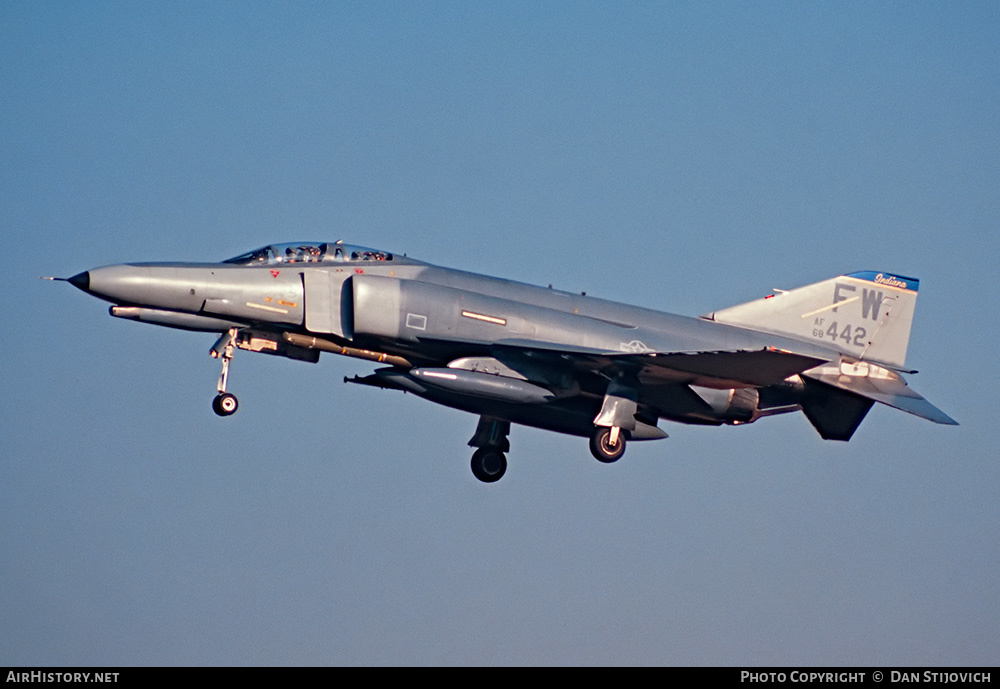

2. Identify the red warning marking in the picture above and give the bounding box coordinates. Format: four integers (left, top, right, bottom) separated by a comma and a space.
354, 268, 364, 274
270, 270, 280, 278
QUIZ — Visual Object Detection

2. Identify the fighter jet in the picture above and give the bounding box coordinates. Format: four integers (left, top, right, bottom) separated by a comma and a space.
52, 240, 956, 482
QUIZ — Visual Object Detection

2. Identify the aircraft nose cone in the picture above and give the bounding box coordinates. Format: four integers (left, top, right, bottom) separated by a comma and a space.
68, 271, 90, 292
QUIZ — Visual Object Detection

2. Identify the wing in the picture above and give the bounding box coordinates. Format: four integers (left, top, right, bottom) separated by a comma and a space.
603, 349, 827, 388
417, 334, 830, 388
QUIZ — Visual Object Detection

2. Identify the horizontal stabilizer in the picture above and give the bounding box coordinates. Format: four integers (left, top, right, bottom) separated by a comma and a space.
803, 361, 958, 425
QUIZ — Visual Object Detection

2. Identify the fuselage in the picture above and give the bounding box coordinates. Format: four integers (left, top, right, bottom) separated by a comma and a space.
67, 241, 834, 440
73, 249, 836, 367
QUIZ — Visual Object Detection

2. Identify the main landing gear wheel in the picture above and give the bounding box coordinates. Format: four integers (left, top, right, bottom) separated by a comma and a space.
590, 427, 627, 463
212, 392, 239, 417
471, 447, 507, 483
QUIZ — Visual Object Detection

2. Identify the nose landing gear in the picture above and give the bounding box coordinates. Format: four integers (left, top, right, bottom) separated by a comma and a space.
211, 328, 239, 417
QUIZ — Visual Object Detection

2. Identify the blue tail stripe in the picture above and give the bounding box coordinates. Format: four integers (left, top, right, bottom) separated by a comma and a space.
844, 271, 919, 292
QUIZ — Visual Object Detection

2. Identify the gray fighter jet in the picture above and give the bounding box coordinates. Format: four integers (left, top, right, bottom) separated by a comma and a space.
53, 240, 956, 482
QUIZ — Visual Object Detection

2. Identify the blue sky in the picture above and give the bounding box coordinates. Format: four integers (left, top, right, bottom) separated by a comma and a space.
2, 1, 998, 665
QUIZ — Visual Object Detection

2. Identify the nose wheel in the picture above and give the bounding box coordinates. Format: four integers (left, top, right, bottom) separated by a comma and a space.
212, 392, 239, 416
210, 328, 240, 417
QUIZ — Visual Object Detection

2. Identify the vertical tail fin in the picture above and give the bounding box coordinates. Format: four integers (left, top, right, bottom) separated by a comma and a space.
706, 271, 919, 370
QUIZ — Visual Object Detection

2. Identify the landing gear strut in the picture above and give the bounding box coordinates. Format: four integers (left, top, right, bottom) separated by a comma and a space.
210, 328, 239, 417
469, 416, 510, 483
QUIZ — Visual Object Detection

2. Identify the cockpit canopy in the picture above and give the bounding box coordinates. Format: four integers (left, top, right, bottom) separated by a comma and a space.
223, 241, 393, 266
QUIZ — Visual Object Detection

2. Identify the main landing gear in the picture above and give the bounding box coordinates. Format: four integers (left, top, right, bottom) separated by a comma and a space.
469, 416, 510, 483
210, 328, 239, 417
466, 413, 633, 482
467, 421, 629, 482
590, 374, 636, 463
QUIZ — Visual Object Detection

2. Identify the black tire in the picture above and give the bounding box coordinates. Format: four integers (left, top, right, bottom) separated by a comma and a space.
471, 448, 507, 483
590, 427, 626, 463
213, 392, 239, 417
